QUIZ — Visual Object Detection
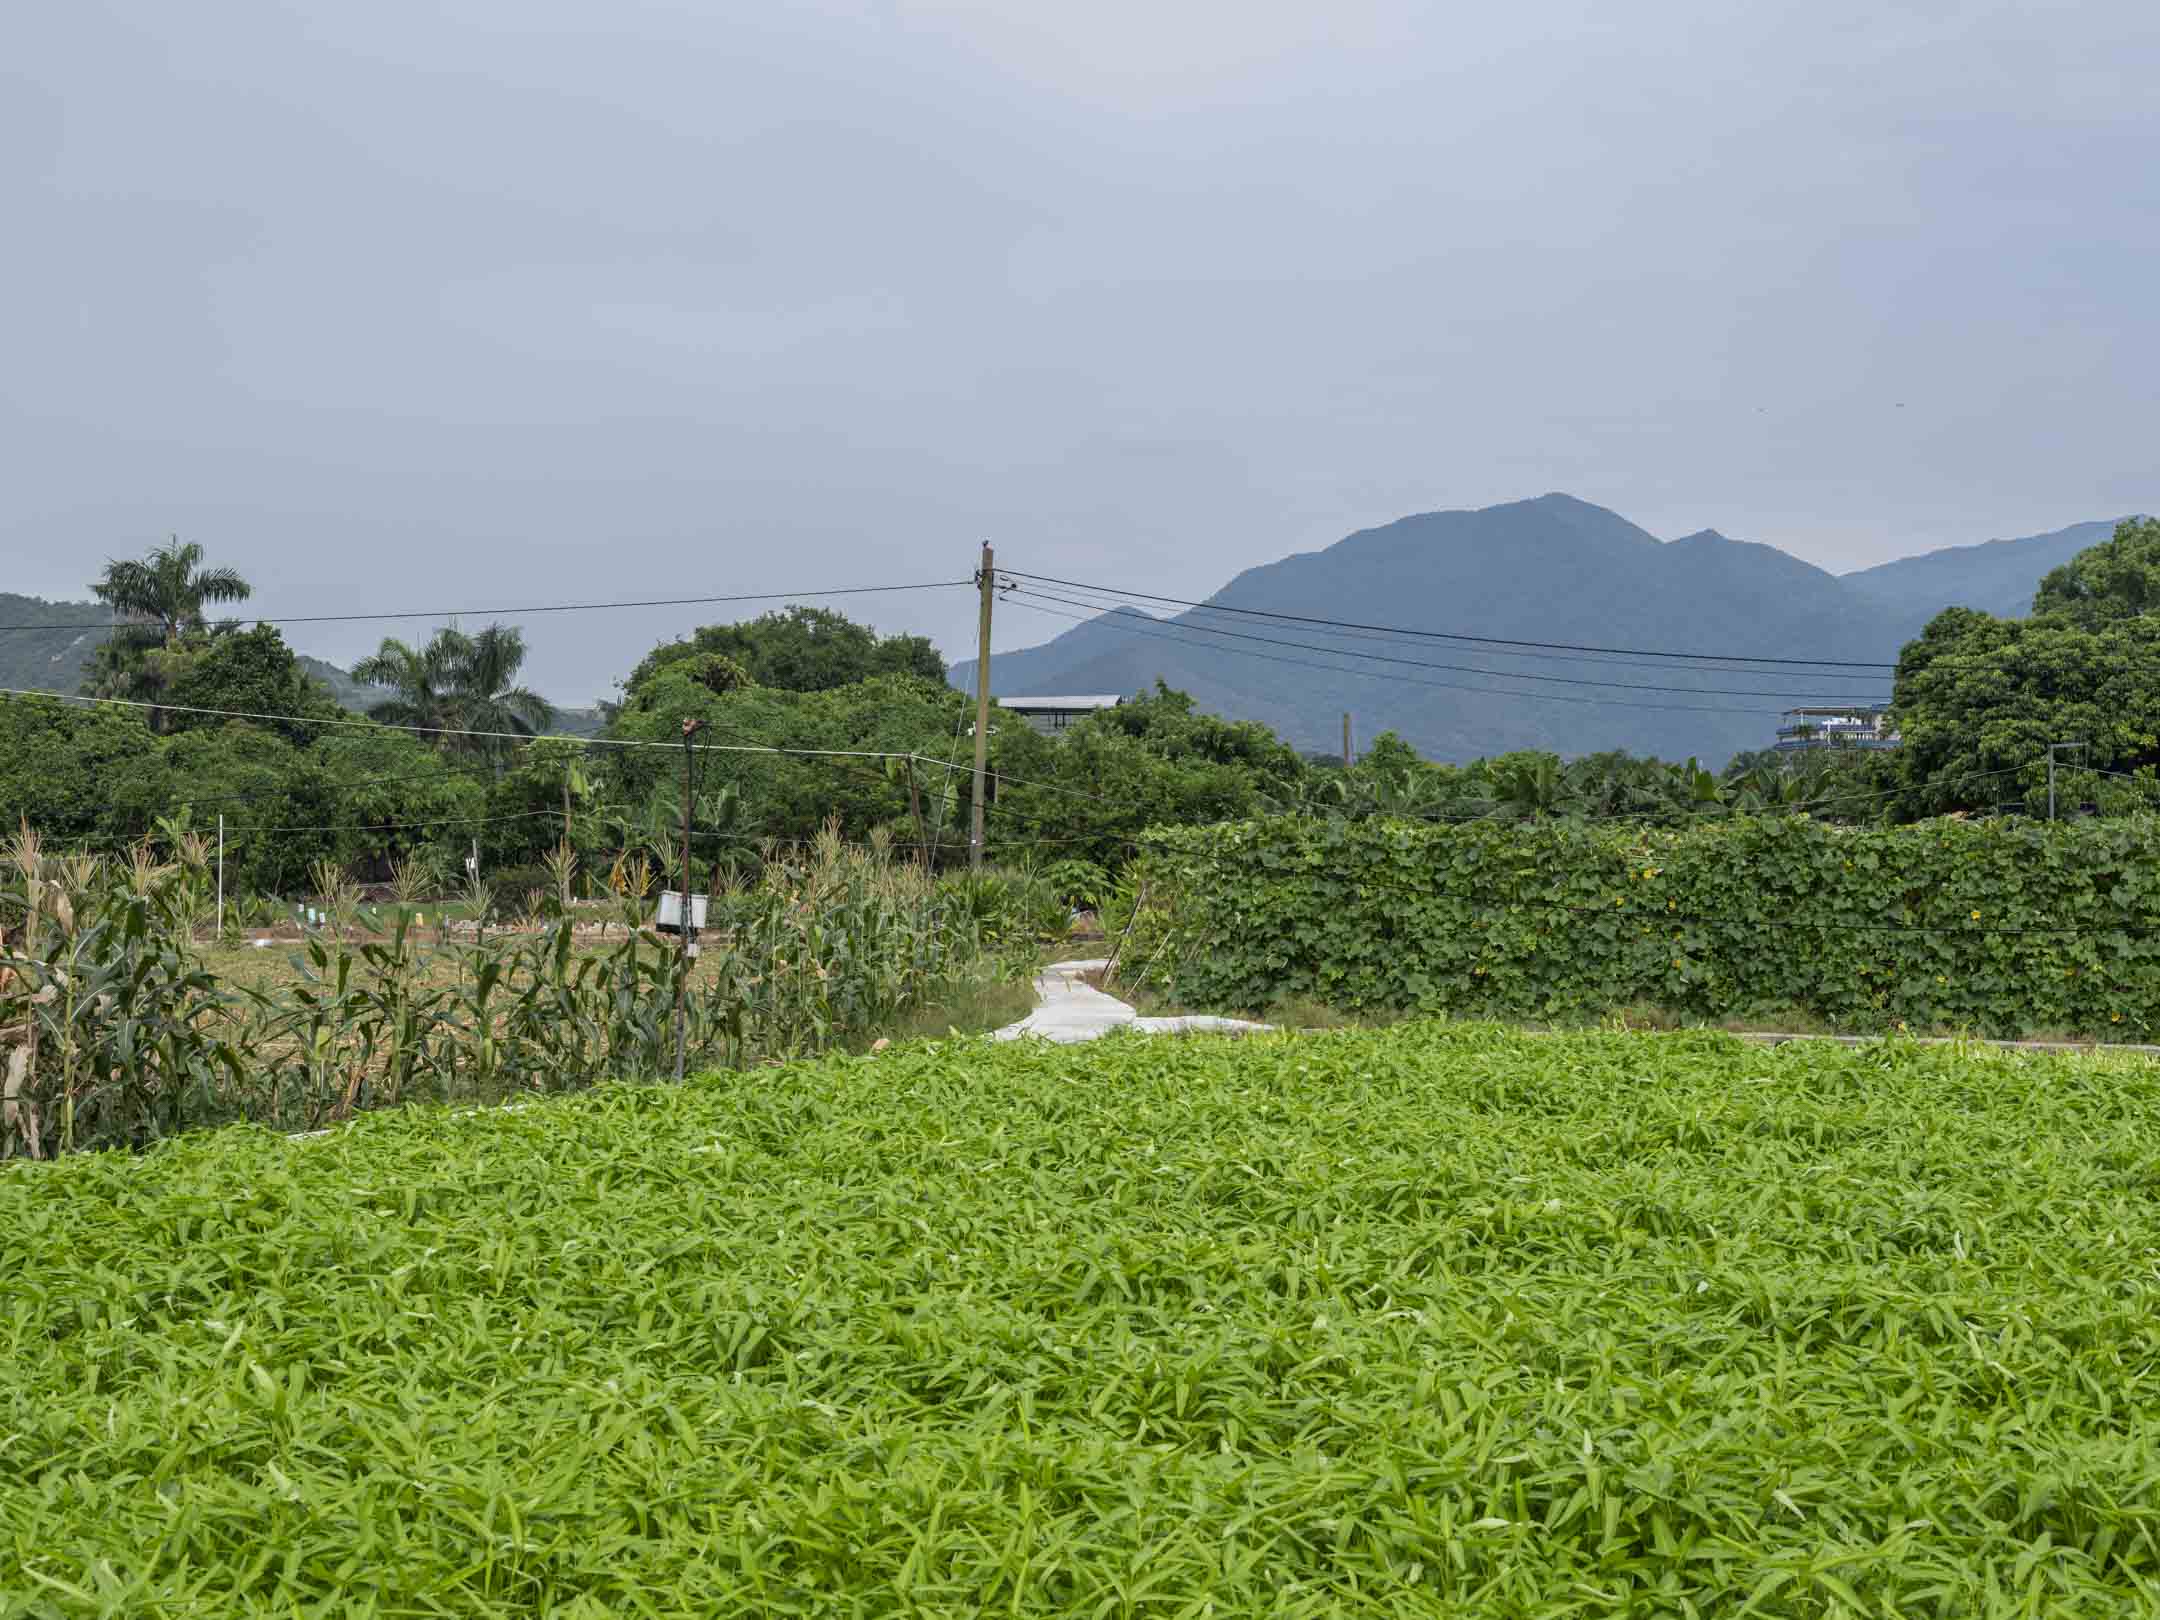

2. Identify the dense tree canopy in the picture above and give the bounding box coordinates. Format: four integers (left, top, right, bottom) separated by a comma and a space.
1886, 520, 2160, 817
603, 670, 971, 860
623, 607, 945, 702
163, 625, 342, 744
2029, 516, 2160, 629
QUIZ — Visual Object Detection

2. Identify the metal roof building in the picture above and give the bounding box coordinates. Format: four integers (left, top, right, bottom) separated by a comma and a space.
998, 695, 1125, 736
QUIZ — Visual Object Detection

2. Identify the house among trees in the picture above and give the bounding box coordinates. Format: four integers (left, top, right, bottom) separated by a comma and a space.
1775, 705, 1900, 752
999, 694, 1124, 736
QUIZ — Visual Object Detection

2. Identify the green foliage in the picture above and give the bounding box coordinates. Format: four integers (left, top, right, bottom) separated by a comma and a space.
988, 710, 1278, 868
0, 831, 1023, 1159
0, 837, 235, 1156
1275, 740, 1894, 827
352, 623, 554, 755
1126, 813, 2160, 1036
1039, 856, 1112, 910
162, 624, 343, 743
624, 605, 945, 700
12, 1027, 2160, 1610
88, 536, 253, 647
1890, 606, 2160, 817
933, 868, 1069, 947
606, 673, 972, 851
1885, 521, 2160, 815
0, 694, 163, 843
620, 650, 754, 711
2031, 515, 2160, 628
81, 538, 259, 725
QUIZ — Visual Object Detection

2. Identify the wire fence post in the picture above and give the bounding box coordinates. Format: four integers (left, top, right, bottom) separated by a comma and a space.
216, 813, 224, 933
675, 718, 702, 1081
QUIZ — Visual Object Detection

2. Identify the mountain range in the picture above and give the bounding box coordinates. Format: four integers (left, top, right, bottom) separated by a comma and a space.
950, 496, 2137, 764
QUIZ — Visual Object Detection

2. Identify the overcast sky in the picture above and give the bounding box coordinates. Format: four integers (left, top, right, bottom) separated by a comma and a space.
5, 0, 2155, 700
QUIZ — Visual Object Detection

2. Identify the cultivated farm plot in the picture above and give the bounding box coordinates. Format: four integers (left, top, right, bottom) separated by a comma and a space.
7, 1027, 2160, 1615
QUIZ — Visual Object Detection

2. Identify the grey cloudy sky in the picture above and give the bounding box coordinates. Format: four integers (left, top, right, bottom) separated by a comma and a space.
5, 0, 2155, 700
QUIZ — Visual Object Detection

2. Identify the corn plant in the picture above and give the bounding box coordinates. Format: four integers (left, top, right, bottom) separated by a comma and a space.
543, 838, 580, 918
1, 822, 1021, 1156
309, 855, 362, 943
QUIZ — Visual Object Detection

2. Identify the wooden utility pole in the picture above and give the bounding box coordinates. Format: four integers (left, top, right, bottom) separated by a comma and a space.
2048, 740, 2088, 822
970, 543, 995, 872
675, 717, 701, 1080
1342, 712, 1353, 769
906, 765, 928, 869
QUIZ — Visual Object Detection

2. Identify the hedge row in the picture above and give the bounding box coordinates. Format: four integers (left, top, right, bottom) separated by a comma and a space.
1125, 814, 2160, 1036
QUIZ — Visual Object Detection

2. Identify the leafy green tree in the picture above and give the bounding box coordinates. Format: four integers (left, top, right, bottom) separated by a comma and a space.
621, 652, 752, 714
353, 624, 554, 758
1889, 612, 2160, 816
456, 625, 554, 748
623, 606, 945, 700
474, 738, 606, 872
1881, 524, 2160, 815
985, 688, 1300, 867
605, 672, 969, 854
162, 625, 341, 743
1091, 681, 1307, 787
287, 729, 485, 880
0, 694, 163, 847
131, 725, 306, 895
2030, 516, 2160, 628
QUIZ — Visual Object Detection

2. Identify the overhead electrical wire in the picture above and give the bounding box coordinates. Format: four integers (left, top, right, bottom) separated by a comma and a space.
999, 568, 1902, 671
0, 687, 964, 765
1018, 577, 1898, 686
1007, 583, 1894, 703
0, 580, 972, 635
999, 593, 1813, 716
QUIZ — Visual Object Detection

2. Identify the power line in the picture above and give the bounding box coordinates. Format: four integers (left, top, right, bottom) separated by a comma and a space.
161, 764, 503, 811
0, 580, 971, 635
1000, 593, 1805, 716
227, 809, 566, 837
1001, 568, 1901, 671
1019, 577, 1895, 684
1009, 585, 1895, 703
0, 687, 961, 766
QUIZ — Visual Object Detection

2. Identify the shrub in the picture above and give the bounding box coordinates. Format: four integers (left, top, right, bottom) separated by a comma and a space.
1126, 813, 2160, 1037
1040, 857, 1113, 911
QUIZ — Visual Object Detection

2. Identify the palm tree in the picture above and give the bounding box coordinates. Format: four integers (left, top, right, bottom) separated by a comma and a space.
91, 538, 252, 649
83, 539, 254, 723
353, 623, 554, 759
350, 632, 467, 736
457, 624, 554, 746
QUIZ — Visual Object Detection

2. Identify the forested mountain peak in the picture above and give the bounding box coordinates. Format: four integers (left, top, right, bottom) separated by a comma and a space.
958, 496, 2137, 763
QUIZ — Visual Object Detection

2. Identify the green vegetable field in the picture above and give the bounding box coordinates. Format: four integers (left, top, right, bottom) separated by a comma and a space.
8, 1026, 2160, 1616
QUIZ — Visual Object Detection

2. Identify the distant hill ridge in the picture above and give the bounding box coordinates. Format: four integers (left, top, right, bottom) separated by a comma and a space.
953, 494, 2141, 764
